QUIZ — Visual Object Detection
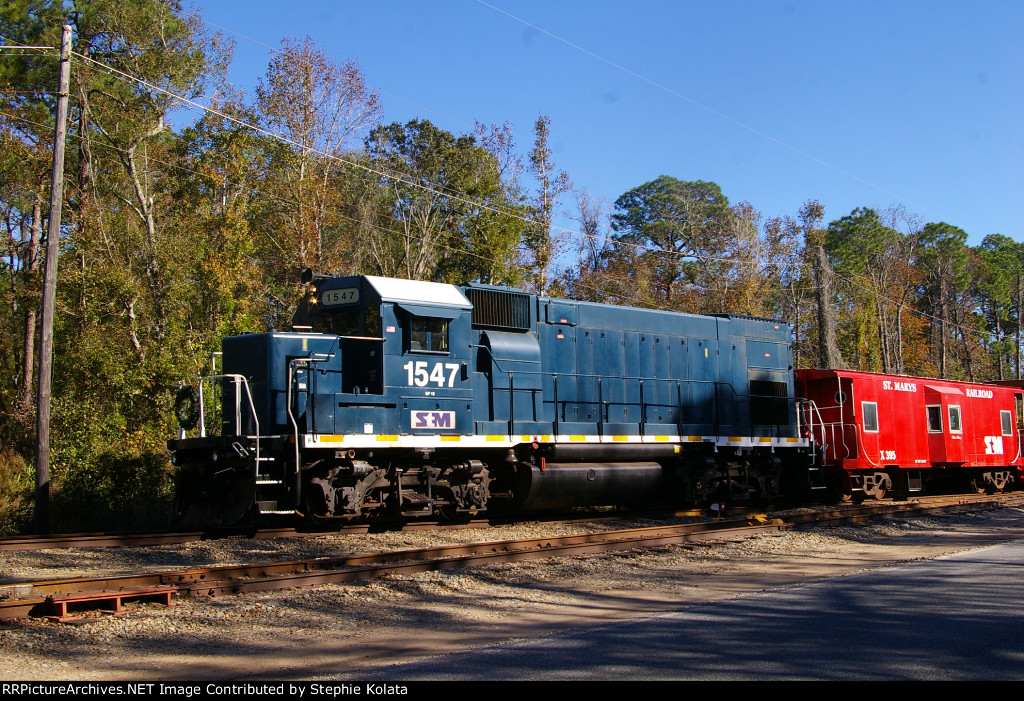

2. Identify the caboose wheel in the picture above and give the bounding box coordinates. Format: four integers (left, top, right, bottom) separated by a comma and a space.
968, 474, 989, 494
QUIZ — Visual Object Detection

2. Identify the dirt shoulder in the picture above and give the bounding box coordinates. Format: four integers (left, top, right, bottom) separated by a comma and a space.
3, 506, 1024, 680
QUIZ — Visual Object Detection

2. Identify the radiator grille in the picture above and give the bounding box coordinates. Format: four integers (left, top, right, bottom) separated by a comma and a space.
466, 288, 531, 331
750, 380, 789, 425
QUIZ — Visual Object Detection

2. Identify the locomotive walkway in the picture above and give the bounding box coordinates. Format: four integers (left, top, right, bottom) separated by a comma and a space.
359, 537, 1024, 680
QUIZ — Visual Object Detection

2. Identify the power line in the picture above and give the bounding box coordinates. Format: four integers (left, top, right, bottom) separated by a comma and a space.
2, 36, 995, 333
67, 49, 778, 276
476, 0, 936, 218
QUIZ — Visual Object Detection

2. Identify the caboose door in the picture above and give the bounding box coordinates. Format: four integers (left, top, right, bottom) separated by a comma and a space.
924, 385, 967, 465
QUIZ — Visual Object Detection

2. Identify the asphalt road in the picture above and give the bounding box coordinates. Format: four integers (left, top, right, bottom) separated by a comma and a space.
355, 538, 1024, 680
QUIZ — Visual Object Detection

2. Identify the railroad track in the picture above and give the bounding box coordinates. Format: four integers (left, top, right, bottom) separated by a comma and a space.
2, 492, 1011, 553
2, 492, 1020, 622
0, 507, 728, 553
0, 513, 642, 553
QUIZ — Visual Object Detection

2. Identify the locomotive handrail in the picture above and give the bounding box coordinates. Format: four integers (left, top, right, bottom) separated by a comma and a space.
549, 373, 717, 430
799, 398, 825, 440
194, 373, 261, 470
798, 398, 829, 463
285, 354, 334, 509
473, 341, 799, 439
194, 373, 260, 438
487, 361, 797, 440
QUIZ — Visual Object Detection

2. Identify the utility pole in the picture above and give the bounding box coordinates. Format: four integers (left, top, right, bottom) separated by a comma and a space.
35, 24, 72, 534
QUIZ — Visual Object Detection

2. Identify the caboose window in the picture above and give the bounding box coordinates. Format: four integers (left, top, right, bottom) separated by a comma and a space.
861, 401, 878, 432
1002, 410, 1013, 436
927, 405, 942, 432
408, 317, 449, 353
948, 405, 962, 433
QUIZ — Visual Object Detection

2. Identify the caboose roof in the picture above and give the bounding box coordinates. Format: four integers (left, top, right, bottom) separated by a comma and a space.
364, 276, 472, 310
924, 384, 964, 395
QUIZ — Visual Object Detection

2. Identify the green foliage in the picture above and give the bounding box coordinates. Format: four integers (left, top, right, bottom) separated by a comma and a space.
0, 446, 32, 535
524, 115, 571, 293
362, 119, 528, 284
52, 450, 174, 531
610, 176, 733, 310
824, 208, 919, 373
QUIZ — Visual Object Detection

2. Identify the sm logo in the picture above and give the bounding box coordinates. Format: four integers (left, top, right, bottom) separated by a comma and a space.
984, 436, 1004, 455
411, 410, 455, 430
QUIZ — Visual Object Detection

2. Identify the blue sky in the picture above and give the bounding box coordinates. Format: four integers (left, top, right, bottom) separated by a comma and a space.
187, 0, 1023, 245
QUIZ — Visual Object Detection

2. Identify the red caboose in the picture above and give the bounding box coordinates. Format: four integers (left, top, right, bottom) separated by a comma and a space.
797, 369, 1024, 499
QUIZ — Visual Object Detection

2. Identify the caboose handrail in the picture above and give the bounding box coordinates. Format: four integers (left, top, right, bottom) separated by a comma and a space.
798, 398, 825, 463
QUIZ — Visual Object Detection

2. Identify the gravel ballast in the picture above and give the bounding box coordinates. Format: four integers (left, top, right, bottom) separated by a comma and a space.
3, 505, 1024, 680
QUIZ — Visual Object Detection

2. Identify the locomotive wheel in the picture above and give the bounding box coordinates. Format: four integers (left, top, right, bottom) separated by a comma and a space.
830, 484, 853, 503
872, 482, 887, 500
437, 504, 476, 523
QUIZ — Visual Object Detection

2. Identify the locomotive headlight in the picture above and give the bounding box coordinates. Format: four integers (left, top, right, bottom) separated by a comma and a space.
211, 451, 218, 463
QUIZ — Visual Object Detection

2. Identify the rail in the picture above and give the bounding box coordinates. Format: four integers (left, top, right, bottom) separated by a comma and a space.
6, 492, 1022, 620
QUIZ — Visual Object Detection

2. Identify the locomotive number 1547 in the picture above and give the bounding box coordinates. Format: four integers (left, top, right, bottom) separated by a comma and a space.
402, 361, 461, 388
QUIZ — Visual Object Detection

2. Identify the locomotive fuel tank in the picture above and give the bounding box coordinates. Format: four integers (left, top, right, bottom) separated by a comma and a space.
514, 462, 664, 510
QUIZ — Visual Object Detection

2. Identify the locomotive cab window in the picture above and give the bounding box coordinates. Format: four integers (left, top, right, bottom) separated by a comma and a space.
926, 405, 942, 433
1002, 410, 1013, 437
948, 405, 962, 434
408, 317, 449, 354
309, 304, 382, 338
365, 306, 381, 337
861, 401, 879, 433
311, 305, 359, 336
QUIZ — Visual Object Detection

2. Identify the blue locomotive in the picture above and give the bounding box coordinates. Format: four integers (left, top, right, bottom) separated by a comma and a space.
168, 271, 812, 524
